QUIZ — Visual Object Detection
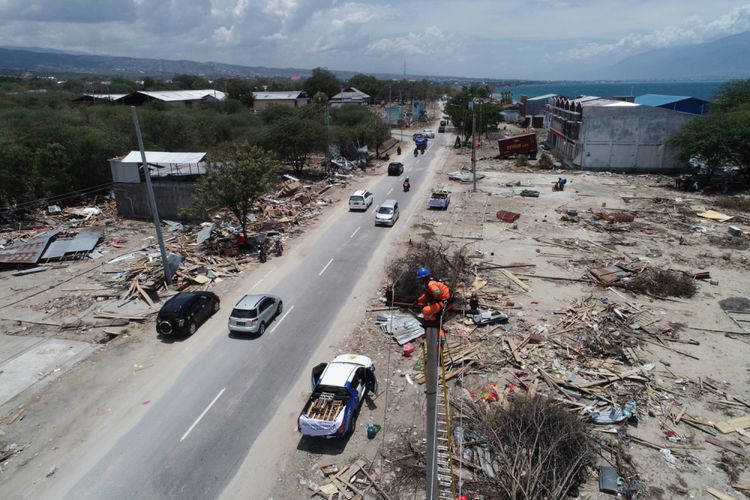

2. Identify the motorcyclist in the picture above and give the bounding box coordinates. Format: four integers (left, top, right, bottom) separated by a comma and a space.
403, 177, 411, 192
273, 239, 284, 256
397, 146, 402, 155
258, 244, 268, 263
413, 148, 418, 157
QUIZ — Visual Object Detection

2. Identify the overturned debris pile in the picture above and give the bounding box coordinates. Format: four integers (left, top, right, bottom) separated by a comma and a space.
621, 268, 697, 298
458, 395, 593, 499
386, 241, 469, 302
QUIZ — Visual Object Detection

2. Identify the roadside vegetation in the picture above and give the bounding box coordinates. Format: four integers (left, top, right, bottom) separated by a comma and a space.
668, 78, 750, 186
0, 68, 452, 210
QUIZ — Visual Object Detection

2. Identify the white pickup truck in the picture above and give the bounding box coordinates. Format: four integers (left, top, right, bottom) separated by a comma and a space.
297, 354, 378, 438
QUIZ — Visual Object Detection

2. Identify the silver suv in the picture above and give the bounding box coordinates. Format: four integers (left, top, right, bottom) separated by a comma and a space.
228, 294, 283, 335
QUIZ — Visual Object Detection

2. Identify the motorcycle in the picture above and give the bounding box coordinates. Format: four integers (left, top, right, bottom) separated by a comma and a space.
403, 181, 411, 192
258, 245, 268, 263
273, 240, 284, 257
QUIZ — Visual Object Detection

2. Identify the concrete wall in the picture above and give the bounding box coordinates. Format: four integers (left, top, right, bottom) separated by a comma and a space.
578, 106, 693, 173
113, 181, 197, 220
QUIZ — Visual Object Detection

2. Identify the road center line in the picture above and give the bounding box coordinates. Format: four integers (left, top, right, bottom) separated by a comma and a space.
350, 226, 361, 239
318, 258, 333, 276
387, 187, 393, 195
270, 305, 294, 333
180, 387, 226, 442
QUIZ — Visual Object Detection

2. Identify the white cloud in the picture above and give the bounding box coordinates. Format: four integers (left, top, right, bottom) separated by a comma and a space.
548, 4, 750, 62
366, 26, 446, 56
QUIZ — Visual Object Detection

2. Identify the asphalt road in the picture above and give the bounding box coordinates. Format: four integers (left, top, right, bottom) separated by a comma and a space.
64, 132, 446, 499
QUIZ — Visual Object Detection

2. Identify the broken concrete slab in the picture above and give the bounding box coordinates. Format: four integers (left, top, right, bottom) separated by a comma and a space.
0, 334, 96, 407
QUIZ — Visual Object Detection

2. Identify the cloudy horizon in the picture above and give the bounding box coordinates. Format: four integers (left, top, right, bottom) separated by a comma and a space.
0, 1, 748, 80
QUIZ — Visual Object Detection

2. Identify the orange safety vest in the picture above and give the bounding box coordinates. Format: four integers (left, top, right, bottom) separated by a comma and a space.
426, 280, 451, 302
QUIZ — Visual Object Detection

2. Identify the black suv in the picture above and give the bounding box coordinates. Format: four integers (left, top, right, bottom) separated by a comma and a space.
156, 291, 220, 336
387, 162, 404, 176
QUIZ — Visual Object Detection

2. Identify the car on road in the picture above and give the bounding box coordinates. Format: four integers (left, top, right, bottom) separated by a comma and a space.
156, 291, 220, 336
387, 162, 404, 176
348, 189, 374, 211
374, 199, 399, 227
228, 294, 283, 335
412, 132, 426, 140
421, 129, 435, 138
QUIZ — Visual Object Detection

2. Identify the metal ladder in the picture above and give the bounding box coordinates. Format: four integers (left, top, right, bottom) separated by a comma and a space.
436, 348, 455, 500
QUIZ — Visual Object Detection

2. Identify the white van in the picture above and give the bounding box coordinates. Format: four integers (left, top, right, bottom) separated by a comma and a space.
374, 199, 399, 226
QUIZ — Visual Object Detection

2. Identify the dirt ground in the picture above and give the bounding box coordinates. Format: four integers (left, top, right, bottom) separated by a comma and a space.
271, 131, 750, 499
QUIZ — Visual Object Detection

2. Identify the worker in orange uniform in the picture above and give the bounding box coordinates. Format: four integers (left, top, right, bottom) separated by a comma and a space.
415, 267, 453, 322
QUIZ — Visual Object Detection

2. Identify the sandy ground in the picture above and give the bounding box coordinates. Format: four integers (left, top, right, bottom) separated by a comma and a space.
268, 128, 750, 499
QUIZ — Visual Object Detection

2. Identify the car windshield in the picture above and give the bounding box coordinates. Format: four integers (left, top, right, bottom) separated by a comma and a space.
231, 308, 257, 319
350, 196, 363, 203
378, 207, 393, 214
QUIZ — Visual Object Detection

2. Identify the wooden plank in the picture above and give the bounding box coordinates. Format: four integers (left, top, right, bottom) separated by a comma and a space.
500, 269, 531, 292
706, 436, 747, 457
714, 414, 750, 434
705, 486, 738, 500
358, 466, 393, 500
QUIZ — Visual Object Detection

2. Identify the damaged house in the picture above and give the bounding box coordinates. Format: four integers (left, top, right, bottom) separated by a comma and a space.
109, 151, 207, 220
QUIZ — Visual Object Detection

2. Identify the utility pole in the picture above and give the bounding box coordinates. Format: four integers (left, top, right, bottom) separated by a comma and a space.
470, 101, 477, 193
424, 323, 440, 499
131, 106, 172, 285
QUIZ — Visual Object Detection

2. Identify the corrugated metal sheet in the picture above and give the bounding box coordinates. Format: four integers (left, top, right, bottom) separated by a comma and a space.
634, 94, 690, 107
118, 151, 206, 164
84, 93, 127, 101
0, 230, 60, 264
253, 91, 304, 100
41, 229, 102, 260
137, 90, 226, 102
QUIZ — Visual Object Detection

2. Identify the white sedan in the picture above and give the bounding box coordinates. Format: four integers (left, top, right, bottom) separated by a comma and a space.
421, 129, 435, 138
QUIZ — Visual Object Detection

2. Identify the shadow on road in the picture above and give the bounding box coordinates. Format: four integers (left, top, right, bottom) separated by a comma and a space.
228, 332, 262, 341
296, 434, 350, 455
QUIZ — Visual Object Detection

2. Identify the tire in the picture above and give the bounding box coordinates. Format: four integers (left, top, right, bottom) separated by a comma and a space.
188, 321, 197, 336
276, 301, 283, 316
258, 322, 266, 335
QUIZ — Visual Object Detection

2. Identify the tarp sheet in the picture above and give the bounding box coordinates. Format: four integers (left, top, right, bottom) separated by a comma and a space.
298, 409, 345, 436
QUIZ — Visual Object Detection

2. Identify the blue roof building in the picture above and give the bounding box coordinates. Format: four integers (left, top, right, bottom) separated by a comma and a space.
634, 94, 709, 115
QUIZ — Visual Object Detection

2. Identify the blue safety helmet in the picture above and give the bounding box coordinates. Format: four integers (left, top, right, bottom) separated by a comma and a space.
416, 267, 431, 279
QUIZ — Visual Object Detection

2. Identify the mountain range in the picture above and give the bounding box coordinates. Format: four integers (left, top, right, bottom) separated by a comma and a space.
1, 30, 749, 82
592, 30, 750, 80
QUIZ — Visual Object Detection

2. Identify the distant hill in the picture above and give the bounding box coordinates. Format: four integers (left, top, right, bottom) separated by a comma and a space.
0, 47, 320, 79
592, 31, 750, 80
0, 46, 498, 84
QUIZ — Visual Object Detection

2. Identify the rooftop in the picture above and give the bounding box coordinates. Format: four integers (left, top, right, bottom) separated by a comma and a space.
137, 89, 226, 102
253, 91, 306, 100
634, 94, 707, 107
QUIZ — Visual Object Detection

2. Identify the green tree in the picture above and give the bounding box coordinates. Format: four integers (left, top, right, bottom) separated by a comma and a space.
348, 74, 384, 102
222, 79, 255, 107
668, 79, 750, 184
330, 105, 390, 157
173, 74, 211, 90
193, 144, 278, 242
445, 88, 501, 141
303, 68, 341, 102
264, 115, 325, 175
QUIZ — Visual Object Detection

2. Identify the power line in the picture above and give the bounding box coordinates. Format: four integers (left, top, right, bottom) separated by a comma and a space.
0, 182, 113, 212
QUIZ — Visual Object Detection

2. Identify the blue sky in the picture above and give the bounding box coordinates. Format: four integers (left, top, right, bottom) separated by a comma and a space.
0, 0, 748, 79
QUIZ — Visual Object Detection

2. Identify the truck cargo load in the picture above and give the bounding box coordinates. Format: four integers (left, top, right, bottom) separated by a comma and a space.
497, 132, 538, 159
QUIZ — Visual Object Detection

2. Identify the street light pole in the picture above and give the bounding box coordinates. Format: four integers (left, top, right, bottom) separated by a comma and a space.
131, 106, 172, 285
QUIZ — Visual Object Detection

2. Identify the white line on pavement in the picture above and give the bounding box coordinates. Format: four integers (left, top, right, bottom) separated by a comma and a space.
350, 226, 361, 238
249, 270, 273, 291
270, 305, 294, 333
387, 187, 393, 195
319, 258, 333, 276
180, 388, 226, 442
